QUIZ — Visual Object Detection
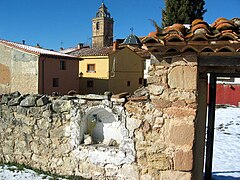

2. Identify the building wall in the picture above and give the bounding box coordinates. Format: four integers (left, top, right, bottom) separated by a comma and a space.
39, 56, 79, 95
0, 43, 39, 94
109, 48, 144, 94
79, 78, 109, 94
216, 84, 240, 106
79, 56, 109, 79
78, 56, 109, 94
92, 17, 113, 48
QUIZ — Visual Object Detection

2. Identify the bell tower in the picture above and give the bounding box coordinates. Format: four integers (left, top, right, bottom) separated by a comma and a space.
92, 3, 114, 48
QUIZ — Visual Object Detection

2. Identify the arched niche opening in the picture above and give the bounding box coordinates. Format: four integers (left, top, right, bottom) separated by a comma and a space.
83, 107, 122, 145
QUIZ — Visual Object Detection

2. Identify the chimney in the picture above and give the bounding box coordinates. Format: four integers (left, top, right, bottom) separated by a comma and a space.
113, 41, 118, 51
36, 43, 41, 48
22, 40, 25, 45
77, 43, 84, 49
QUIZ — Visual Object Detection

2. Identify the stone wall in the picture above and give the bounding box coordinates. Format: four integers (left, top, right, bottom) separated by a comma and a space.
0, 52, 199, 179
125, 52, 198, 179
0, 92, 137, 179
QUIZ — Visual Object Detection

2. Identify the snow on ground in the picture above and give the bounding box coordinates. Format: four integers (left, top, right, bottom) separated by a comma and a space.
0, 164, 67, 180
212, 106, 240, 180
0, 107, 240, 179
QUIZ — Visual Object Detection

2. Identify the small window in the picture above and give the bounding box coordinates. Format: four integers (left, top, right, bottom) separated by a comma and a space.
144, 61, 147, 70
53, 78, 59, 87
87, 80, 93, 88
139, 78, 143, 85
96, 22, 100, 30
87, 64, 96, 73
127, 81, 131, 87
60, 61, 66, 70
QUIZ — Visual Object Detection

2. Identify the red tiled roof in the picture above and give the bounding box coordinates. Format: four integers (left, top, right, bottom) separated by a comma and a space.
142, 18, 240, 44
69, 47, 113, 56
0, 39, 80, 59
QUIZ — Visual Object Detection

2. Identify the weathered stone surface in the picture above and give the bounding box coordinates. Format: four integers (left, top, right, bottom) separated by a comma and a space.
36, 95, 49, 106
134, 87, 148, 96
168, 66, 197, 90
174, 150, 193, 171
149, 85, 165, 96
105, 164, 118, 177
169, 124, 194, 147
112, 92, 129, 98
152, 98, 172, 109
1, 95, 10, 104
52, 100, 71, 113
160, 171, 192, 180
8, 96, 24, 106
20, 95, 37, 107
164, 107, 196, 118
172, 100, 187, 107
10, 91, 21, 98
117, 164, 140, 180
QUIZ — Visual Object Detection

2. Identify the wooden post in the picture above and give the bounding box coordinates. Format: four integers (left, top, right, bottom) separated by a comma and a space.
204, 73, 216, 180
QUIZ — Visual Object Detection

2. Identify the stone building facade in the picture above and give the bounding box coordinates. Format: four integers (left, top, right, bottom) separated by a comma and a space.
92, 3, 114, 48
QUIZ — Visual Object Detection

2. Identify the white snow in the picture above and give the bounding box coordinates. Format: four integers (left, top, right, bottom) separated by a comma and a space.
0, 107, 240, 179
0, 164, 67, 180
212, 106, 240, 179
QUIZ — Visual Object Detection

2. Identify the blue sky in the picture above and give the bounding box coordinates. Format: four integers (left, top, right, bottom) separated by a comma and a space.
0, 0, 239, 50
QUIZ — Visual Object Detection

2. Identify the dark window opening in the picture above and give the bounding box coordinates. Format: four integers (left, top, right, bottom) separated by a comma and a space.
87, 64, 96, 73
139, 78, 143, 85
53, 78, 59, 87
127, 81, 131, 87
87, 80, 94, 88
60, 61, 66, 70
96, 22, 100, 30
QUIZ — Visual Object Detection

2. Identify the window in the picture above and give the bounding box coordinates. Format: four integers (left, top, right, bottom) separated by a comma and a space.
139, 78, 143, 85
87, 64, 96, 73
60, 61, 66, 70
96, 22, 100, 30
127, 81, 131, 87
53, 78, 59, 87
87, 80, 93, 88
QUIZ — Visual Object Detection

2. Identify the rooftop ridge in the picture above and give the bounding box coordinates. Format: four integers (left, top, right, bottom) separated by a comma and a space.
0, 39, 80, 59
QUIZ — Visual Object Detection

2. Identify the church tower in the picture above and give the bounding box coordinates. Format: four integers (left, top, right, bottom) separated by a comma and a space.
92, 3, 114, 48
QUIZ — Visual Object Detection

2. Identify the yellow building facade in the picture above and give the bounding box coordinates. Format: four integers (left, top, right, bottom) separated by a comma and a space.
78, 47, 144, 94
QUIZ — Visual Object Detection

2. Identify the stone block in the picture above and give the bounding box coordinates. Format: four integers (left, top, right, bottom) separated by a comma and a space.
117, 164, 140, 180
169, 124, 194, 147
20, 95, 38, 107
174, 150, 193, 171
152, 98, 172, 109
168, 66, 197, 90
105, 164, 119, 177
147, 155, 171, 170
164, 107, 196, 118
172, 100, 187, 107
160, 171, 192, 180
36, 95, 49, 106
52, 99, 71, 113
149, 85, 165, 96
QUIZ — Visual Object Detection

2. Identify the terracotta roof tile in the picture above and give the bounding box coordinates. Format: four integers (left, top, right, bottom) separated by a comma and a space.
142, 17, 240, 45
69, 47, 113, 56
142, 17, 240, 55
